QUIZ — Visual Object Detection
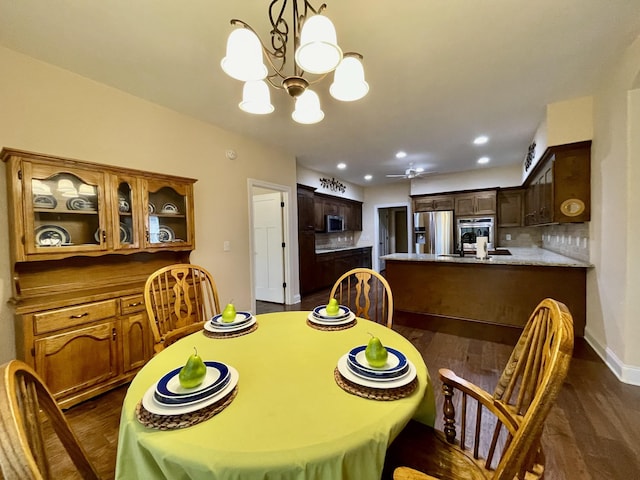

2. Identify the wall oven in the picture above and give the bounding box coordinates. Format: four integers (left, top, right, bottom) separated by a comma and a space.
457, 217, 494, 250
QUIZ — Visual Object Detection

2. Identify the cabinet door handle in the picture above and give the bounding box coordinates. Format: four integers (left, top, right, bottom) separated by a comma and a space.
69, 312, 89, 319
145, 230, 150, 242
112, 328, 117, 340
128, 302, 142, 307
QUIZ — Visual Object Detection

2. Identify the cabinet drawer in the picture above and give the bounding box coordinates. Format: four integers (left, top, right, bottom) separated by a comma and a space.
120, 294, 146, 315
34, 300, 118, 334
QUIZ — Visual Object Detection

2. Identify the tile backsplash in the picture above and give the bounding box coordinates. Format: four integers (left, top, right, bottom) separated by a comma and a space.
315, 232, 355, 250
498, 223, 590, 262
497, 227, 542, 248
540, 223, 590, 262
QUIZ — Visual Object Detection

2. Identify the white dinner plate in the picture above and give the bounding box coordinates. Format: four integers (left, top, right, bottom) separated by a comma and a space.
307, 311, 356, 326
204, 316, 256, 333
142, 366, 239, 415
337, 354, 416, 389
210, 311, 252, 327
312, 305, 351, 320
348, 345, 408, 374
154, 361, 230, 404
347, 362, 411, 382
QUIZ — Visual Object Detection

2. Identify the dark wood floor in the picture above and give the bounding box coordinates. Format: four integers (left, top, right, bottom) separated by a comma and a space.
45, 289, 640, 479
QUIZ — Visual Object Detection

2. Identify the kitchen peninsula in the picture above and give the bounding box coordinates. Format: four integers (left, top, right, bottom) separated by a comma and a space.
382, 247, 591, 337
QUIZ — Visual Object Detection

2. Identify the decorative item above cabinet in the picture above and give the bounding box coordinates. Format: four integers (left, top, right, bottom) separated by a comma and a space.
2, 148, 196, 264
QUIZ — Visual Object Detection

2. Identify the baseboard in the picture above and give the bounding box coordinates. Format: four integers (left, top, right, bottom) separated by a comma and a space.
292, 293, 301, 304
584, 327, 640, 386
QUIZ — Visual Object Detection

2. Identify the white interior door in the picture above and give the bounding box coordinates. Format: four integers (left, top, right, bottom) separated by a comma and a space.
253, 192, 284, 303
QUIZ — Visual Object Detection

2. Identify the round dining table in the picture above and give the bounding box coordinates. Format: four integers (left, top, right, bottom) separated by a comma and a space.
115, 311, 435, 480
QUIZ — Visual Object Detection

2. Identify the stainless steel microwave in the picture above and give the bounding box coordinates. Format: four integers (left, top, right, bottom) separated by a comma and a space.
326, 215, 345, 233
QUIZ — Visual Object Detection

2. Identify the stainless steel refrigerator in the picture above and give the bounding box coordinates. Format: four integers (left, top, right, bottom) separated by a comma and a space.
414, 211, 454, 254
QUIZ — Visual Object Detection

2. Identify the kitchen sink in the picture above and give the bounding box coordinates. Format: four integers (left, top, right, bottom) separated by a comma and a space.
438, 249, 512, 257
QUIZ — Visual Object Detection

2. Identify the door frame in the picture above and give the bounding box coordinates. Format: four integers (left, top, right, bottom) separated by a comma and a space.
373, 202, 412, 272
247, 179, 294, 312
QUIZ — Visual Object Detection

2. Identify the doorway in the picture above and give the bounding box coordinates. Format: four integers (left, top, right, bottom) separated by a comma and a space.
375, 205, 410, 272
248, 180, 293, 311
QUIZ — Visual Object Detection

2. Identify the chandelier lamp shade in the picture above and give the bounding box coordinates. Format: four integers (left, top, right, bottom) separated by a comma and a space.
220, 0, 369, 124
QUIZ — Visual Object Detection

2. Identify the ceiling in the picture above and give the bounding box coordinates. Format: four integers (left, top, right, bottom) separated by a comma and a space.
1, 1, 639, 186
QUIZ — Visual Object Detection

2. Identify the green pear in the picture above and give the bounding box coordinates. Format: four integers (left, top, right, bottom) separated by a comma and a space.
365, 333, 388, 368
179, 347, 207, 389
221, 302, 237, 323
326, 297, 340, 316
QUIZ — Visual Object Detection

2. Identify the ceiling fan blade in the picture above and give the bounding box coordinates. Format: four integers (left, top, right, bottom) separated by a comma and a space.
385, 174, 407, 177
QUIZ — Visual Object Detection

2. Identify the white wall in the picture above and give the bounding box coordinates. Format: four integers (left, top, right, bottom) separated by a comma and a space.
586, 34, 640, 384
296, 165, 364, 202
362, 182, 412, 269
0, 46, 297, 363
411, 164, 522, 195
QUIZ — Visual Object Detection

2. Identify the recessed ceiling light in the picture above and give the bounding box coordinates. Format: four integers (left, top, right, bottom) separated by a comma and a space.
364, 174, 372, 181
477, 156, 490, 164
395, 151, 407, 159
473, 136, 489, 145
337, 163, 346, 169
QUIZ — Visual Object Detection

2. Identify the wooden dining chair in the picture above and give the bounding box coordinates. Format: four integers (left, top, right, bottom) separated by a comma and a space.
144, 263, 221, 354
0, 359, 101, 480
330, 267, 394, 328
387, 298, 574, 480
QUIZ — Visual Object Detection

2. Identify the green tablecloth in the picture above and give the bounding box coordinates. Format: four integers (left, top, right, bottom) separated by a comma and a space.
115, 311, 435, 480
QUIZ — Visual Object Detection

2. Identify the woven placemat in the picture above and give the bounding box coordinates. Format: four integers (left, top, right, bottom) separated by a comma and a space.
136, 386, 238, 430
202, 321, 258, 339
334, 367, 418, 401
306, 318, 357, 331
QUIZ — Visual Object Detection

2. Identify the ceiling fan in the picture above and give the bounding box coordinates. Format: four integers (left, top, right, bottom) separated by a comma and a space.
386, 164, 434, 179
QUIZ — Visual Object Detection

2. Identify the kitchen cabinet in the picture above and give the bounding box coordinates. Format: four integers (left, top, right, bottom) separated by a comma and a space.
313, 193, 363, 232
497, 188, 525, 227
524, 141, 591, 225
454, 190, 497, 216
2, 148, 194, 407
297, 185, 317, 296
413, 194, 455, 212
313, 247, 372, 292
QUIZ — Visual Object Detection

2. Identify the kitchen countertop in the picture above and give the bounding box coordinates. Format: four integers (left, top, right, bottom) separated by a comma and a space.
381, 247, 592, 268
315, 245, 373, 254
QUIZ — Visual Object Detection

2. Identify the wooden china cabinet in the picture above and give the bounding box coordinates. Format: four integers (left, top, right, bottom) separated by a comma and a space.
2, 148, 197, 408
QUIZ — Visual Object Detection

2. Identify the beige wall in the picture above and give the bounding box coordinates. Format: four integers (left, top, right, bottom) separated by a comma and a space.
0, 46, 297, 363
587, 34, 640, 383
411, 163, 522, 195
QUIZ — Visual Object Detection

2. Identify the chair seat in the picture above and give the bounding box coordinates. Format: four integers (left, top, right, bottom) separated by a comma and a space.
384, 421, 491, 480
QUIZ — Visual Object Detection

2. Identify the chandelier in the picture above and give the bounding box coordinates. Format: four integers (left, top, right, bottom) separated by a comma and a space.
221, 1, 369, 124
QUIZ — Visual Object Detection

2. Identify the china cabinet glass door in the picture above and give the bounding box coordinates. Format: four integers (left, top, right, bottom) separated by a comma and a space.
143, 180, 193, 249
24, 162, 107, 255
110, 174, 141, 250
